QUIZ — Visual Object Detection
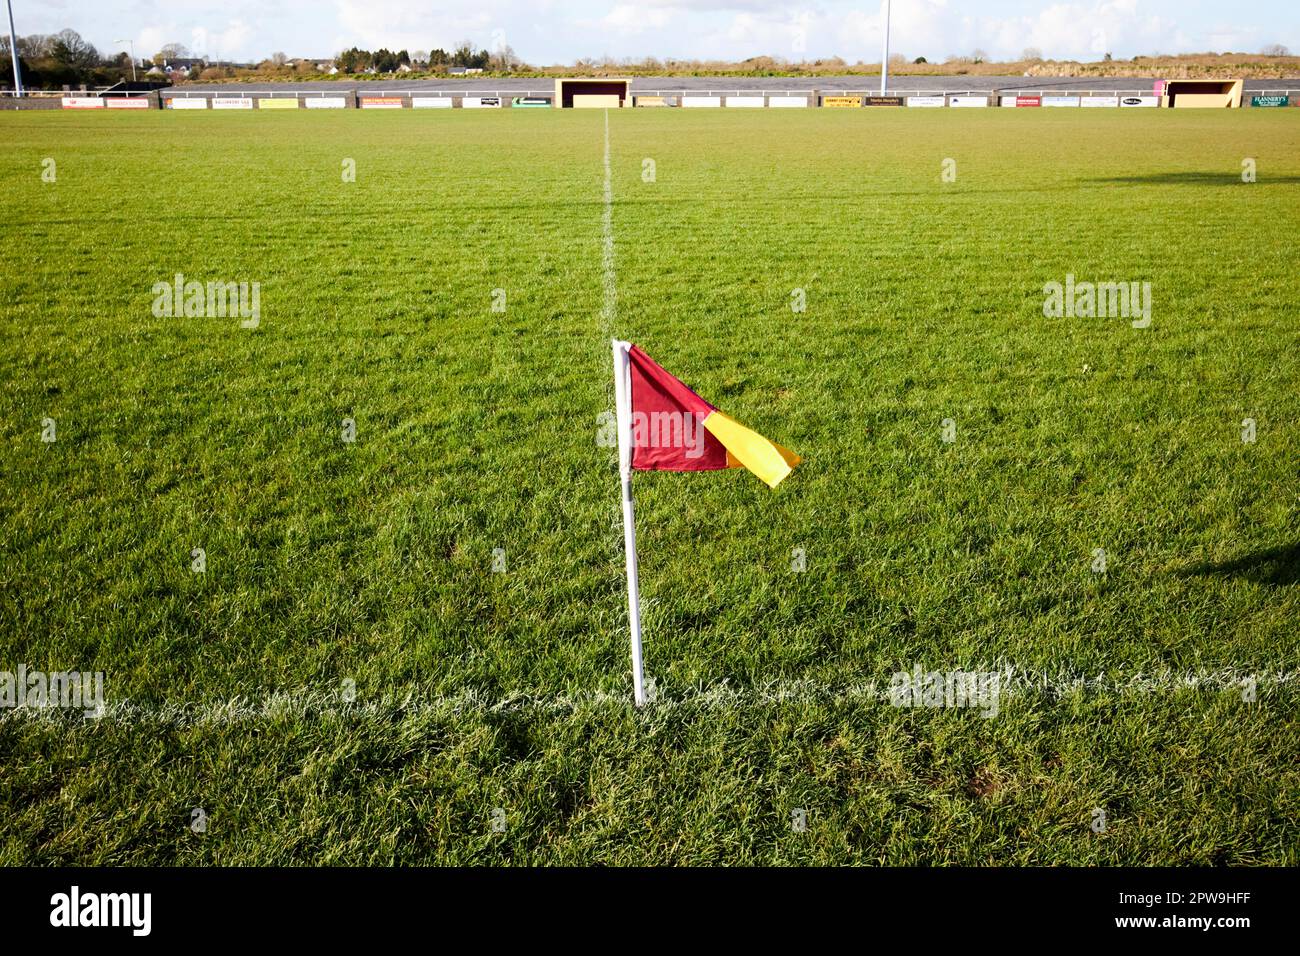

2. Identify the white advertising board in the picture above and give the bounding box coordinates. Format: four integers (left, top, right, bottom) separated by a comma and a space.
412, 97, 454, 108
1042, 96, 1081, 107
725, 96, 765, 108
1081, 96, 1120, 107
906, 96, 946, 108
212, 97, 254, 110
948, 96, 988, 108
681, 96, 722, 108
169, 98, 208, 109
768, 96, 808, 108
305, 97, 348, 109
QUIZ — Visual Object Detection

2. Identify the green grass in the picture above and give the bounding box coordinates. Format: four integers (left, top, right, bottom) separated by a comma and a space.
1, 108, 1297, 865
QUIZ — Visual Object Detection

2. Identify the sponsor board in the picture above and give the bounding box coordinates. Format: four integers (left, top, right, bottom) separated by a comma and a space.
768, 96, 808, 108
948, 96, 988, 108
1016, 96, 1042, 107
866, 96, 904, 106
822, 95, 862, 108
1120, 96, 1159, 108
1251, 95, 1290, 107
1000, 96, 1019, 107
906, 96, 945, 108
1081, 96, 1119, 107
462, 97, 501, 108
360, 97, 404, 109
681, 96, 722, 108
1042, 96, 1080, 107
725, 96, 765, 108
105, 98, 150, 109
212, 97, 254, 110
412, 97, 454, 109
511, 97, 551, 108
635, 95, 669, 107
168, 97, 208, 109
305, 97, 348, 109
61, 97, 104, 109
258, 98, 299, 109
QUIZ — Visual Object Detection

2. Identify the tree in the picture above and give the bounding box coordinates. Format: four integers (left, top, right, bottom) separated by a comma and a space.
1021, 47, 1042, 61
970, 48, 988, 63
49, 29, 99, 69
488, 44, 519, 71
269, 51, 288, 67
153, 42, 189, 66
412, 50, 428, 67
1260, 43, 1290, 57
335, 47, 372, 73
913, 56, 927, 64
429, 48, 450, 66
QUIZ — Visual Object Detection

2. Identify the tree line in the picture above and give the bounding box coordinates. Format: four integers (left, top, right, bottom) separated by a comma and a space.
1, 29, 136, 89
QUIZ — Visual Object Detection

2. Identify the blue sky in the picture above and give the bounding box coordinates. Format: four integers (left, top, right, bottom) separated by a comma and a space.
18, 1, 1300, 65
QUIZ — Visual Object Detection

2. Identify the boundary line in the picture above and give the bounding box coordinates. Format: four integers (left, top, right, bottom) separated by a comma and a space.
3, 667, 1293, 729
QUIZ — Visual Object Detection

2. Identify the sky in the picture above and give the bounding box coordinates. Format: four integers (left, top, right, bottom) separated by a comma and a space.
15, 0, 1300, 66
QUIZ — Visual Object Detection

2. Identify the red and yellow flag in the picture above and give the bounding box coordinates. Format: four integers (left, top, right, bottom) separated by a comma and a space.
626, 344, 800, 488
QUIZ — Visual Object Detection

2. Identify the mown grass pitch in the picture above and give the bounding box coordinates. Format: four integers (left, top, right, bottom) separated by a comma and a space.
1, 107, 1297, 864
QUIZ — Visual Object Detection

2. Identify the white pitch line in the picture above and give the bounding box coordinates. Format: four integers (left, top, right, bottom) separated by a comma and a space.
600, 108, 616, 335
3, 667, 1293, 729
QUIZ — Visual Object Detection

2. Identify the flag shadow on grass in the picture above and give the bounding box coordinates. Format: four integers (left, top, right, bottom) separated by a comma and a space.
1180, 542, 1300, 587
1086, 172, 1300, 187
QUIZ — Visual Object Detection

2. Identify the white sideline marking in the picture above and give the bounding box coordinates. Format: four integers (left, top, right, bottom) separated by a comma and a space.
4, 667, 1292, 727
600, 108, 616, 334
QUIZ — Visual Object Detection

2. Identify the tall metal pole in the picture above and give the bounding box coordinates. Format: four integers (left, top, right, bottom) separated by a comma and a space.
6, 0, 22, 97
879, 0, 891, 96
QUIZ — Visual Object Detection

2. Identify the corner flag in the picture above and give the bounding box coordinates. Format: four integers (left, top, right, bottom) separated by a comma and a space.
611, 339, 800, 705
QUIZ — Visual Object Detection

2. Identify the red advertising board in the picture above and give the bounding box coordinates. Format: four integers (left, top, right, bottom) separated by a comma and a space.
1016, 96, 1042, 107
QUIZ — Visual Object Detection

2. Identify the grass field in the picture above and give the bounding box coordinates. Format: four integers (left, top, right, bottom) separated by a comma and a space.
1, 107, 1297, 865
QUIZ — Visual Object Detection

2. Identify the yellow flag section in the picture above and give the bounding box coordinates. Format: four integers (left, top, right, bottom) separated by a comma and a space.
704, 411, 801, 489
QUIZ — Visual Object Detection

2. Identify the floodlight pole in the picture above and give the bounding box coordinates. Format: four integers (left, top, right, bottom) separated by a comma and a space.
879, 0, 891, 96
6, 0, 22, 97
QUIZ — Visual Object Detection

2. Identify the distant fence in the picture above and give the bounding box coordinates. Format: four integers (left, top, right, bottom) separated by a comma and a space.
6, 86, 1298, 111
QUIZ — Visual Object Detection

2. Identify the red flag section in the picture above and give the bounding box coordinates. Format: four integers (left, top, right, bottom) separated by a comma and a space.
627, 345, 730, 471
626, 344, 800, 487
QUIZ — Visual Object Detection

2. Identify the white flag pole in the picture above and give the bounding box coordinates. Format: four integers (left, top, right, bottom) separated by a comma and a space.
611, 339, 647, 707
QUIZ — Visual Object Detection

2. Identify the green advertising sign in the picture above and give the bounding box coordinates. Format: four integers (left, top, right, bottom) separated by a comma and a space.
1251, 95, 1290, 107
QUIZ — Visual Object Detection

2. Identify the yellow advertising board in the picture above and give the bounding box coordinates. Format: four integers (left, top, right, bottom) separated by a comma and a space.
258, 98, 300, 109
821, 96, 862, 108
